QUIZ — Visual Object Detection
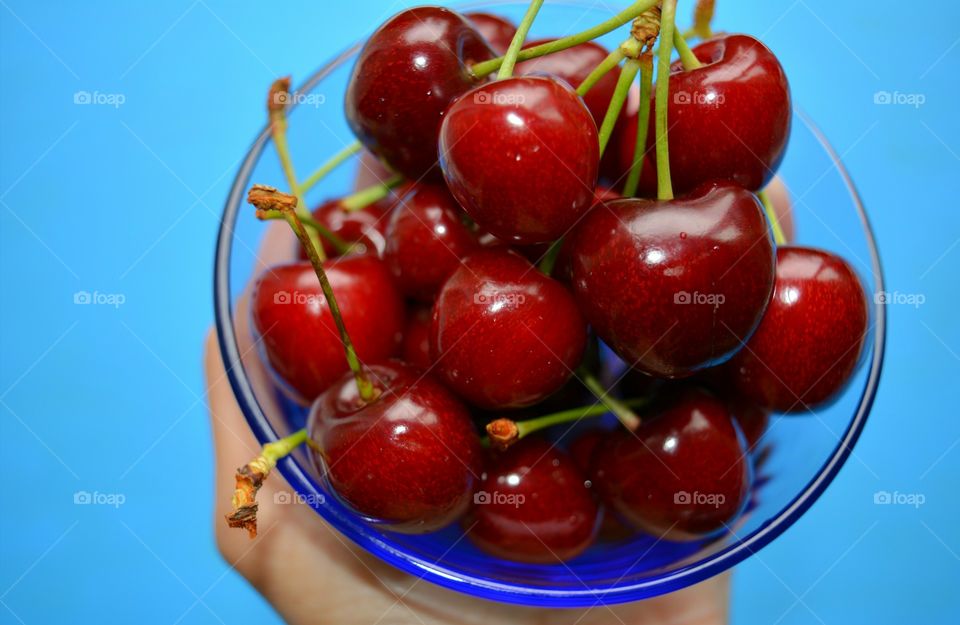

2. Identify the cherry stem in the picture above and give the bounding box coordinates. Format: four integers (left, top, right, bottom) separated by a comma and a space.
260, 211, 353, 255
471, 0, 661, 78
598, 56, 641, 157
577, 49, 624, 97
484, 398, 649, 449
298, 140, 362, 195
268, 77, 325, 260
654, 0, 678, 201
497, 0, 545, 80
248, 185, 379, 403
225, 428, 308, 538
758, 189, 787, 245
340, 174, 403, 212
673, 28, 703, 70
578, 367, 641, 430
538, 239, 562, 275
687, 0, 715, 40
623, 54, 654, 197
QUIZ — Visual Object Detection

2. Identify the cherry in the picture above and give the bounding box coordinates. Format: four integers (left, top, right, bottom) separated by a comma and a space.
466, 437, 598, 563
431, 249, 587, 409
383, 183, 479, 301
724, 246, 870, 412
401, 306, 434, 370
618, 34, 791, 195
309, 362, 483, 532
465, 12, 516, 54
567, 181, 775, 378
439, 75, 599, 244
251, 256, 405, 403
345, 7, 495, 179
307, 197, 392, 258
592, 387, 751, 540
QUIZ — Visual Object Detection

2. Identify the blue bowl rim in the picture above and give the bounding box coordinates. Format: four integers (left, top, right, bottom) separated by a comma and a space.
213, 2, 887, 607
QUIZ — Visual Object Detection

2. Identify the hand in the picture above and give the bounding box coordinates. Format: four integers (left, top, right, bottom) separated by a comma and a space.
204, 224, 730, 625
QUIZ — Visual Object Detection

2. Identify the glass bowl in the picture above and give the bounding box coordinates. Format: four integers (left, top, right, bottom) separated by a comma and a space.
213, 0, 886, 607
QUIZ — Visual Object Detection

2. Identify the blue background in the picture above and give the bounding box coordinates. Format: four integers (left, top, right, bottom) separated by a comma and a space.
1, 1, 957, 623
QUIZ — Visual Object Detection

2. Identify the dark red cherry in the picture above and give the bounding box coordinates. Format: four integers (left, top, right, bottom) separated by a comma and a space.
431, 249, 587, 408
439, 75, 599, 244
309, 362, 482, 532
465, 12, 515, 54
466, 437, 598, 562
307, 197, 392, 258
724, 246, 869, 412
568, 428, 633, 541
592, 388, 751, 540
568, 181, 776, 378
251, 256, 405, 403
618, 34, 791, 195
401, 306, 434, 370
384, 183, 479, 301
729, 397, 770, 452
345, 7, 495, 179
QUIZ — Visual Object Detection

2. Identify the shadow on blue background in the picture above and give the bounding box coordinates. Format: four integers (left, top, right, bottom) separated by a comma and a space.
1, 1, 957, 623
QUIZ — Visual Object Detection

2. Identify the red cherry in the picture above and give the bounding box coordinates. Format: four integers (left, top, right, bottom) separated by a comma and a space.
592, 388, 751, 540
567, 181, 775, 378
401, 306, 434, 370
724, 246, 870, 412
431, 249, 587, 409
383, 183, 479, 301
466, 437, 598, 562
309, 362, 483, 532
568, 428, 633, 541
439, 75, 599, 244
345, 7, 495, 179
618, 34, 791, 195
465, 12, 516, 54
307, 197, 392, 258
251, 256, 404, 403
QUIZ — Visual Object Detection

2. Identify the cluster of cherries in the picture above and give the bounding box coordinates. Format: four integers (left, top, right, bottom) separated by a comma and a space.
233, 2, 871, 565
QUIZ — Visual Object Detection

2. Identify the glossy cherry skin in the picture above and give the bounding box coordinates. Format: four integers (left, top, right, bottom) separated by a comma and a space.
384, 183, 479, 301
465, 12, 515, 54
618, 34, 791, 195
309, 362, 483, 532
439, 75, 599, 244
307, 197, 392, 258
568, 181, 776, 378
431, 249, 587, 409
724, 246, 869, 412
251, 256, 405, 403
465, 437, 598, 563
592, 388, 751, 540
345, 7, 495, 179
401, 306, 434, 370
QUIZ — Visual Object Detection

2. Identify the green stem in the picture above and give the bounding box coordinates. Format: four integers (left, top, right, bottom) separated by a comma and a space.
758, 189, 787, 245
497, 0, 545, 80
654, 0, 678, 201
260, 212, 352, 255
538, 239, 563, 276
484, 399, 649, 448
622, 55, 654, 197
263, 429, 308, 464
341, 174, 403, 212
471, 0, 660, 78
598, 58, 641, 158
298, 141, 362, 195
673, 29, 703, 70
577, 49, 624, 96
578, 367, 641, 430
